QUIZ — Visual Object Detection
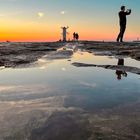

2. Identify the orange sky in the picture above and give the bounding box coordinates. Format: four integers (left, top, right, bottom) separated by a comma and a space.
0, 0, 139, 42
0, 19, 138, 42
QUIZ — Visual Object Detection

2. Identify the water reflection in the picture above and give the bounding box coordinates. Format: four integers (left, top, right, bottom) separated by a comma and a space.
116, 59, 127, 80
0, 50, 140, 139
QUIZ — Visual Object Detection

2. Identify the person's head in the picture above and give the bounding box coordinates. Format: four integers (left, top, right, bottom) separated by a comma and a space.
121, 6, 125, 11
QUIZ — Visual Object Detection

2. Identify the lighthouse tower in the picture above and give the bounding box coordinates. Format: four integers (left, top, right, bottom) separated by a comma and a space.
61, 26, 69, 42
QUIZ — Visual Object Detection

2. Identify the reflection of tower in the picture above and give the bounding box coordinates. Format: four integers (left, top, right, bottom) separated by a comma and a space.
61, 26, 69, 42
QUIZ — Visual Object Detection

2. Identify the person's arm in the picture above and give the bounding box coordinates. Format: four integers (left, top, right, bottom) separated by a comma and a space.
125, 9, 131, 15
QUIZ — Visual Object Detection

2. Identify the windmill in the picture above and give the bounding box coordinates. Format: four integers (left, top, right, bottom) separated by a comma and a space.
61, 26, 69, 42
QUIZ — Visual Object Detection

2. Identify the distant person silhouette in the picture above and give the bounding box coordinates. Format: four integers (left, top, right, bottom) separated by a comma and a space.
116, 59, 127, 80
117, 6, 131, 42
73, 32, 76, 41
75, 33, 79, 41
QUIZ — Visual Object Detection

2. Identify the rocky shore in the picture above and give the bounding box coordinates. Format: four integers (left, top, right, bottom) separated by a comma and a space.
0, 42, 66, 68
79, 41, 140, 61
1, 41, 139, 73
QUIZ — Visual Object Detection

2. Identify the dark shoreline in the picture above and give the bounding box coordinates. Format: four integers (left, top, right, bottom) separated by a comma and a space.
0, 41, 139, 68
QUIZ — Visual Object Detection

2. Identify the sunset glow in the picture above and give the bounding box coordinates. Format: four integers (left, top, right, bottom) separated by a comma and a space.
0, 0, 139, 42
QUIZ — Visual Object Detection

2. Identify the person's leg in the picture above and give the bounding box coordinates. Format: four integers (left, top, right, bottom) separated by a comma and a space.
117, 34, 120, 42
117, 26, 121, 42
120, 26, 126, 42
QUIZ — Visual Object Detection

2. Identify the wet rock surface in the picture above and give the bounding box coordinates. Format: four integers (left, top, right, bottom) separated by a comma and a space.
30, 111, 91, 140
0, 42, 66, 68
78, 41, 140, 61
2, 105, 140, 140
0, 41, 140, 68
71, 41, 140, 75
72, 62, 140, 75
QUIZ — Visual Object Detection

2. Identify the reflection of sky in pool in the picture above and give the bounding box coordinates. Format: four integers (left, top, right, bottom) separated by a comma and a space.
0, 50, 140, 139
0, 51, 139, 111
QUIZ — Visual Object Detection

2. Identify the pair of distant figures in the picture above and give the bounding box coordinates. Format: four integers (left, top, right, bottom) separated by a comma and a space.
73, 32, 79, 41
117, 6, 131, 42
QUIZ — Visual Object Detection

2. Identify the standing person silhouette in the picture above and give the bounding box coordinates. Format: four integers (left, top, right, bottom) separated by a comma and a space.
73, 32, 76, 41
75, 33, 79, 41
116, 59, 127, 80
117, 6, 131, 42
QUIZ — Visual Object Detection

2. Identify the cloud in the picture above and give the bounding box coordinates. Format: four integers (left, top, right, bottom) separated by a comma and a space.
60, 11, 66, 15
0, 85, 15, 92
37, 12, 45, 18
0, 85, 51, 95
61, 67, 66, 71
80, 82, 97, 88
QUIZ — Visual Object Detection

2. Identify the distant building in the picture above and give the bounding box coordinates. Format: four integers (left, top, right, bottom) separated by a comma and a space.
61, 26, 69, 42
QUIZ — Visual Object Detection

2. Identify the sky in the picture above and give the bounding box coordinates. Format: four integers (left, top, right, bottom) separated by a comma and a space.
0, 0, 140, 42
